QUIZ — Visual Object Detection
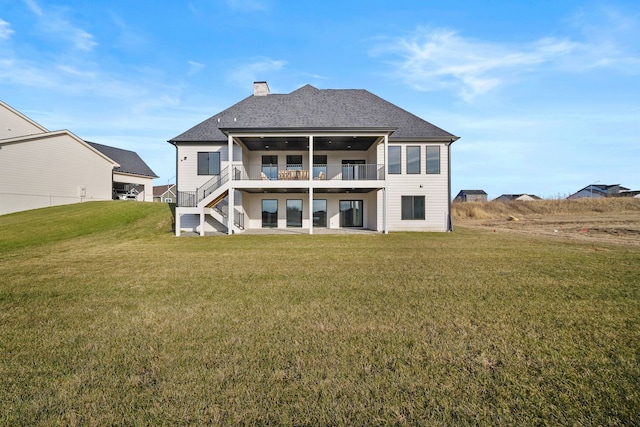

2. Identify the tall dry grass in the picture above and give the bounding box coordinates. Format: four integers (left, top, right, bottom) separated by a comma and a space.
452, 197, 640, 220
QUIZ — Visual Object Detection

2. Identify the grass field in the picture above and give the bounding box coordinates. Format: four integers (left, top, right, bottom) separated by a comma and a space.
1, 201, 639, 425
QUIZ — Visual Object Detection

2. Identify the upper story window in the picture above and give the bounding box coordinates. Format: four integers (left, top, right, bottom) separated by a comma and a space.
286, 155, 303, 170
388, 146, 401, 174
198, 152, 220, 175
407, 146, 421, 174
426, 146, 440, 174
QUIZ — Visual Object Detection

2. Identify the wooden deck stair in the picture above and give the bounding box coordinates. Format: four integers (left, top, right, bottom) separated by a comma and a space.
205, 189, 228, 209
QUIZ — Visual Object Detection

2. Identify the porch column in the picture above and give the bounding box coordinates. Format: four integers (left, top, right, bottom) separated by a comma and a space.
176, 213, 181, 236
200, 211, 205, 236
308, 135, 314, 234
228, 134, 235, 235
309, 188, 313, 235
383, 134, 389, 234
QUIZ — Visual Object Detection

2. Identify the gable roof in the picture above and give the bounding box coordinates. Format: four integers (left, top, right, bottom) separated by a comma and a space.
86, 141, 158, 178
169, 84, 458, 143
153, 184, 176, 197
457, 190, 487, 195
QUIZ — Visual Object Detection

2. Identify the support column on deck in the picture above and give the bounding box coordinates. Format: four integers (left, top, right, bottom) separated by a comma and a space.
309, 135, 314, 234
383, 134, 389, 234
228, 134, 235, 235
199, 211, 205, 236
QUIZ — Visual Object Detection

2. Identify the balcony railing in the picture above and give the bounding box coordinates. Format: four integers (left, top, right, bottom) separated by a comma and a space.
234, 164, 384, 181
178, 191, 196, 207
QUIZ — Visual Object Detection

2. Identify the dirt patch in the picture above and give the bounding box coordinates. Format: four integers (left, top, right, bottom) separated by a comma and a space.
455, 213, 640, 247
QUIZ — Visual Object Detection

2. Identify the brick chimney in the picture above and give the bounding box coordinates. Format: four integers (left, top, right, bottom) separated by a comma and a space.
253, 81, 269, 96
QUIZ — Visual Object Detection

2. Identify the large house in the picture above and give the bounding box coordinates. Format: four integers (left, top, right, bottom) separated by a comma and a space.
169, 82, 459, 235
0, 100, 156, 215
454, 190, 487, 203
567, 184, 629, 199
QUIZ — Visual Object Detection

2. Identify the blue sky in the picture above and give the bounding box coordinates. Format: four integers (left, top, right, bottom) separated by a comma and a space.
1, 0, 638, 199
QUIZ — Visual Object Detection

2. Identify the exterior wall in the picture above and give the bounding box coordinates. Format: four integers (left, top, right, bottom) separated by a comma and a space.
113, 172, 154, 202
0, 134, 114, 215
384, 141, 450, 231
242, 192, 378, 230
176, 142, 242, 192
0, 104, 47, 140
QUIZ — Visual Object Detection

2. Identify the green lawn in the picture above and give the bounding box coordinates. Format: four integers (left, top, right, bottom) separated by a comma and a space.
1, 201, 638, 425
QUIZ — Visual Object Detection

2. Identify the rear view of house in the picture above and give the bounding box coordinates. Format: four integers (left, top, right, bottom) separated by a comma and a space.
170, 82, 459, 235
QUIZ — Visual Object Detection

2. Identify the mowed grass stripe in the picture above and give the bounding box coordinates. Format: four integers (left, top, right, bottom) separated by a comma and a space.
1, 201, 638, 425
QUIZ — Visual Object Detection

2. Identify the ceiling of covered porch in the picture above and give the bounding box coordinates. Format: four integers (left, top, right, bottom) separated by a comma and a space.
236, 135, 380, 151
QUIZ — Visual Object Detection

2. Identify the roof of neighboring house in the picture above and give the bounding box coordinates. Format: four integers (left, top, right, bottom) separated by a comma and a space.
169, 84, 458, 143
494, 194, 542, 201
457, 190, 487, 195
153, 184, 176, 197
86, 141, 158, 178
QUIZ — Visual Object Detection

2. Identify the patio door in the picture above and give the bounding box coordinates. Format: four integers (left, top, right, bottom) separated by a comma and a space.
339, 200, 363, 227
342, 160, 365, 180
262, 155, 278, 180
313, 199, 327, 227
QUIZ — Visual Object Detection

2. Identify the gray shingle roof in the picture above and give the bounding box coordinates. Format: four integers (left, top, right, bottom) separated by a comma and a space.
86, 141, 158, 178
169, 85, 457, 142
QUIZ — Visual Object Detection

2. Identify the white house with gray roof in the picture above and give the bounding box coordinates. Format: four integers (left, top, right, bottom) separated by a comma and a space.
169, 82, 459, 235
0, 100, 156, 215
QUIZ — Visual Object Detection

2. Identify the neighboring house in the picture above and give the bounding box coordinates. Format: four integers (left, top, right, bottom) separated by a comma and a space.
86, 142, 158, 202
493, 194, 541, 202
567, 184, 629, 199
169, 82, 459, 235
1, 101, 118, 215
454, 190, 487, 202
153, 184, 176, 203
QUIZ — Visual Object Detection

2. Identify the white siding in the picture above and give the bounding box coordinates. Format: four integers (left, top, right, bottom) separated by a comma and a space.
384, 142, 450, 232
0, 103, 47, 140
0, 134, 115, 215
176, 143, 242, 192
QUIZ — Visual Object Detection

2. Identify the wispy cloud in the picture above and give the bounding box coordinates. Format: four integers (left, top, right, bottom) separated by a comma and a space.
187, 60, 205, 76
0, 19, 14, 39
22, 0, 97, 51
372, 28, 580, 102
372, 6, 640, 102
227, 57, 287, 87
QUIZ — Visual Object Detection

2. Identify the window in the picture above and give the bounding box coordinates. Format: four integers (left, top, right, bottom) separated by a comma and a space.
313, 199, 327, 227
198, 152, 220, 175
406, 146, 420, 174
313, 155, 327, 179
401, 196, 425, 220
388, 146, 401, 174
286, 155, 303, 170
262, 199, 277, 228
262, 155, 278, 180
340, 200, 363, 227
286, 199, 303, 227
426, 146, 440, 174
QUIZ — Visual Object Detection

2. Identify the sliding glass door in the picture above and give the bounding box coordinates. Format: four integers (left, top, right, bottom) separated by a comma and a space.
262, 199, 277, 228
313, 199, 327, 227
339, 200, 363, 227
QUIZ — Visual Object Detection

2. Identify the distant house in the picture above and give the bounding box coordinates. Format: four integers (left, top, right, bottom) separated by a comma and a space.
0, 100, 156, 215
153, 184, 176, 203
567, 184, 629, 199
494, 194, 541, 202
86, 142, 158, 202
454, 190, 487, 202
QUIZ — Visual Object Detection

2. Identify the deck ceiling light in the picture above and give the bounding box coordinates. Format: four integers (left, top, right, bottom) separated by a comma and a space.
347, 145, 351, 149
265, 145, 269, 149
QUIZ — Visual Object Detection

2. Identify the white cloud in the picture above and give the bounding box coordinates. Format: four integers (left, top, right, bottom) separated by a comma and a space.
22, 0, 97, 51
372, 7, 640, 102
227, 57, 287, 87
0, 19, 14, 39
372, 28, 581, 102
187, 60, 205, 76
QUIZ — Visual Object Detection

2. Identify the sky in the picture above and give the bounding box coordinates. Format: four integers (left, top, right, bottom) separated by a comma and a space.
1, 0, 638, 199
